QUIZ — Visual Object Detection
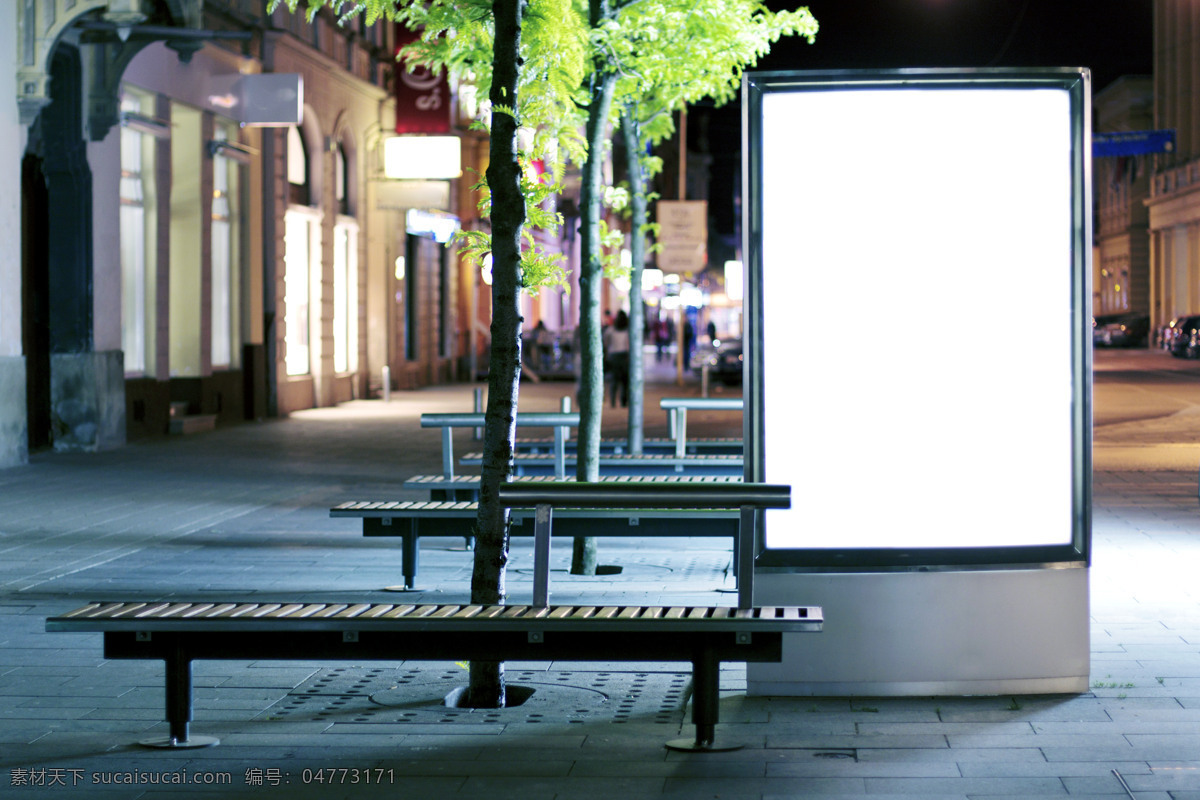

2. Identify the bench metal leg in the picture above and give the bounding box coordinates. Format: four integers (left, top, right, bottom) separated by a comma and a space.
665, 640, 742, 752
383, 521, 421, 592
140, 643, 218, 749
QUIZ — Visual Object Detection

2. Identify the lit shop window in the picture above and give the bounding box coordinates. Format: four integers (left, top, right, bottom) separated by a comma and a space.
284, 209, 315, 376
333, 221, 358, 373
119, 87, 162, 377
210, 124, 243, 370
285, 125, 317, 377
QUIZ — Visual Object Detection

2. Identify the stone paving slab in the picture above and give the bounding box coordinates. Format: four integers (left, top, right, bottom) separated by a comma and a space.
3, 376, 1200, 797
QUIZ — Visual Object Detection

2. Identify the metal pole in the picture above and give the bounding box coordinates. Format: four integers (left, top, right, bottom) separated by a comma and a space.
474, 387, 484, 440
532, 504, 553, 608
382, 366, 391, 403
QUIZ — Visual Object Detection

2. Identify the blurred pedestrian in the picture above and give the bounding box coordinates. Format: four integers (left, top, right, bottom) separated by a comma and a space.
683, 316, 695, 368
534, 320, 555, 372
655, 317, 670, 362
604, 310, 631, 407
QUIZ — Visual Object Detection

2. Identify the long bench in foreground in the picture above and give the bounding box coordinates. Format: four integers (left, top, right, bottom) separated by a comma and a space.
47, 600, 820, 752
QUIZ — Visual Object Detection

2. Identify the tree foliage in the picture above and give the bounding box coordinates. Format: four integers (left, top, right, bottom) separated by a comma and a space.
569, 0, 816, 566
613, 0, 817, 449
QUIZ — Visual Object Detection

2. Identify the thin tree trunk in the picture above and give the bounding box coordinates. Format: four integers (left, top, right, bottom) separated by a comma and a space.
468, 0, 526, 708
621, 106, 646, 455
571, 59, 617, 576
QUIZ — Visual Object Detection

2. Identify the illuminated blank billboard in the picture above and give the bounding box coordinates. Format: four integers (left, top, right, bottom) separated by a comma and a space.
744, 69, 1091, 567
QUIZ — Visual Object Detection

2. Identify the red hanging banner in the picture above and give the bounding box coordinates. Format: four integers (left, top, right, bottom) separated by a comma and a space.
394, 24, 451, 134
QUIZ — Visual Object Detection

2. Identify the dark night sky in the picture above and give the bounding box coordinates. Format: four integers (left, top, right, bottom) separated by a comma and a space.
692, 0, 1155, 261
759, 0, 1153, 91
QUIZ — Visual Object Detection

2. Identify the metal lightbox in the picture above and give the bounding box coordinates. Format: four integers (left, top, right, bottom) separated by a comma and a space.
743, 68, 1092, 570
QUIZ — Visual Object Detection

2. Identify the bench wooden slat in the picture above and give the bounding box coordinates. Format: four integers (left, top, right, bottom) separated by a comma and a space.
311, 604, 350, 618
200, 603, 239, 618
328, 603, 370, 618
153, 604, 198, 619
60, 602, 104, 618
353, 604, 391, 618
178, 603, 216, 618
96, 602, 144, 618
378, 605, 421, 619
248, 604, 284, 618
214, 604, 260, 618
133, 603, 180, 619
264, 604, 304, 619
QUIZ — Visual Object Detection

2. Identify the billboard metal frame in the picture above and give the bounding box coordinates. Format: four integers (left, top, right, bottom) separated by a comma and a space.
742, 68, 1092, 572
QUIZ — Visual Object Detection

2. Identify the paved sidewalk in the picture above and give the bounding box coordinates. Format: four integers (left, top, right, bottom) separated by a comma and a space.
1, 369, 1199, 799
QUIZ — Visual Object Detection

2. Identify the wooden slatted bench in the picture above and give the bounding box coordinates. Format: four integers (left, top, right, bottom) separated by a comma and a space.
458, 450, 744, 477
515, 436, 743, 456
402, 470, 743, 502
333, 482, 742, 592
46, 600, 820, 752
47, 484, 815, 752
496, 482, 779, 609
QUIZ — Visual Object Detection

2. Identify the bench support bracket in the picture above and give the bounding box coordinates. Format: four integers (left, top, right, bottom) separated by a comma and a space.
138, 643, 219, 749
665, 640, 743, 752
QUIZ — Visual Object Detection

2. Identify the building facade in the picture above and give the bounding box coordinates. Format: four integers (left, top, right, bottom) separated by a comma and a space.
5, 0, 491, 466
1146, 0, 1200, 334
1094, 76, 1152, 318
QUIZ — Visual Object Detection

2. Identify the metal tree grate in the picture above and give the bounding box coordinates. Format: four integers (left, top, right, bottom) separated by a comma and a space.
264, 667, 691, 726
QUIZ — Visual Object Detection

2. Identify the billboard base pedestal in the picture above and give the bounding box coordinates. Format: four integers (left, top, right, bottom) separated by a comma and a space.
747, 567, 1089, 697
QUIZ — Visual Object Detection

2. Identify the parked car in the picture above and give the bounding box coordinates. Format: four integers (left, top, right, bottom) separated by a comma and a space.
691, 338, 743, 385
1167, 314, 1200, 358
1094, 314, 1150, 348
1092, 313, 1125, 347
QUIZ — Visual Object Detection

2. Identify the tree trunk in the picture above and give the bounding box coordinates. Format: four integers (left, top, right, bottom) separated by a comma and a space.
467, 0, 526, 709
621, 106, 646, 455
571, 57, 617, 576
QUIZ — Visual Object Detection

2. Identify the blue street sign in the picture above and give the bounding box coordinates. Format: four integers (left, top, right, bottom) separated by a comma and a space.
1093, 130, 1176, 158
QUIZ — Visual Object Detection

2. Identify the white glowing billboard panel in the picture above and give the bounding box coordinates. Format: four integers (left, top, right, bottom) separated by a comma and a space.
746, 70, 1090, 562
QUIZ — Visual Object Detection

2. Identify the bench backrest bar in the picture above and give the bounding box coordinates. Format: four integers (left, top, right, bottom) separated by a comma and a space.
421, 412, 580, 479
658, 398, 744, 412
497, 481, 786, 509
659, 397, 744, 458
420, 412, 581, 428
